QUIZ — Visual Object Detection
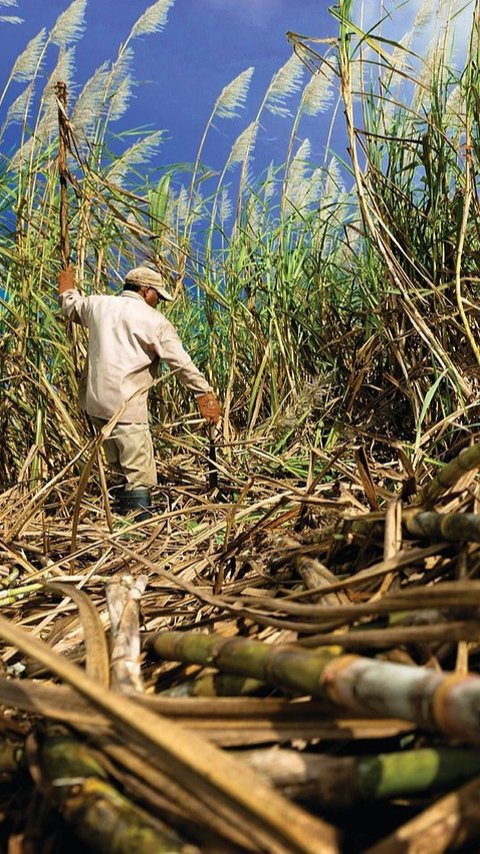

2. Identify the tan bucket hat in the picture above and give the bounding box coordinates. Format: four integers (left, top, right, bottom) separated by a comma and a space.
125, 266, 174, 302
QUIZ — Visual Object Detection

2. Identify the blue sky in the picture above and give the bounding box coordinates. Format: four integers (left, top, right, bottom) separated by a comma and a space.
0, 1, 473, 196
1, 0, 339, 177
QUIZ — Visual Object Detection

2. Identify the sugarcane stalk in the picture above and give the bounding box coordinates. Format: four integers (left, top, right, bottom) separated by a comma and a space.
0, 583, 42, 603
97, 737, 245, 853
33, 732, 192, 853
0, 613, 339, 853
238, 746, 480, 808
148, 630, 480, 744
294, 556, 345, 606
418, 441, 480, 505
106, 574, 147, 692
279, 535, 347, 607
54, 80, 88, 427
404, 508, 480, 542
349, 506, 480, 546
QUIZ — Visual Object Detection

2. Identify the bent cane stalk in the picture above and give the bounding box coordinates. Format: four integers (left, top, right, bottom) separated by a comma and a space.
0, 614, 339, 854
239, 745, 480, 807
30, 731, 190, 854
418, 441, 480, 505
148, 630, 480, 744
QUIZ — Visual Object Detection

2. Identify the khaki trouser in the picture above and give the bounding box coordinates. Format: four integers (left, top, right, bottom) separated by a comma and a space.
90, 418, 157, 491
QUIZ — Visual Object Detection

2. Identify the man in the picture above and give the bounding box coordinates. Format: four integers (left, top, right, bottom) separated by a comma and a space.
58, 264, 221, 517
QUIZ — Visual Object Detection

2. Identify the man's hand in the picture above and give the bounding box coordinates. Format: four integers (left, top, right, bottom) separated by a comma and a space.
58, 265, 75, 295
197, 391, 221, 424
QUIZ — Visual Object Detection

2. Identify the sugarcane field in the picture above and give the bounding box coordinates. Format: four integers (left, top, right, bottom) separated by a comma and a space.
4, 0, 480, 851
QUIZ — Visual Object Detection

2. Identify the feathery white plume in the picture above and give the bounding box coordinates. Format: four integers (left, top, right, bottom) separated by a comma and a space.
300, 63, 336, 116
108, 73, 134, 121
446, 83, 463, 113
11, 30, 47, 82
468, 16, 479, 60
129, 0, 175, 39
389, 30, 413, 74
106, 48, 134, 120
446, 83, 465, 129
438, 0, 457, 19
215, 67, 254, 119
162, 195, 176, 231
263, 162, 276, 203
285, 138, 311, 211
1, 81, 34, 134
110, 46, 134, 83
289, 167, 323, 214
414, 31, 440, 106
305, 166, 323, 207
286, 138, 311, 187
190, 189, 205, 224
175, 185, 189, 226
72, 61, 109, 134
219, 189, 232, 223
45, 48, 76, 100
285, 141, 328, 215
349, 59, 363, 96
227, 121, 257, 167
246, 197, 261, 235
39, 48, 76, 137
265, 54, 304, 117
50, 0, 87, 47
381, 31, 414, 128
413, 0, 435, 32
9, 136, 34, 171
0, 0, 21, 17
0, 0, 21, 21
108, 131, 165, 187
243, 163, 255, 192
320, 156, 344, 209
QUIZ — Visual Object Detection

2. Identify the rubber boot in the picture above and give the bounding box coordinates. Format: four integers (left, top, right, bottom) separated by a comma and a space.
118, 488, 152, 521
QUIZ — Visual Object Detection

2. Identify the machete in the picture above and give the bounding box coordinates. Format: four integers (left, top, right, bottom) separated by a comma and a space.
208, 423, 218, 491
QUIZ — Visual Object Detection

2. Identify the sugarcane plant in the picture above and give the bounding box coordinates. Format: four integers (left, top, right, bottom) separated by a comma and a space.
0, 0, 479, 495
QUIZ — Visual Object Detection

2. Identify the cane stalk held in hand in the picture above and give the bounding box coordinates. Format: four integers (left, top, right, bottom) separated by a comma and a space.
55, 80, 70, 270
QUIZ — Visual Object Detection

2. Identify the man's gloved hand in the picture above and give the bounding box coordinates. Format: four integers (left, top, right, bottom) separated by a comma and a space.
58, 265, 75, 294
197, 391, 221, 424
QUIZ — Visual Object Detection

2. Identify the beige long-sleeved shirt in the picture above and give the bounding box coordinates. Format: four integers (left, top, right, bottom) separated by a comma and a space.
60, 289, 211, 422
